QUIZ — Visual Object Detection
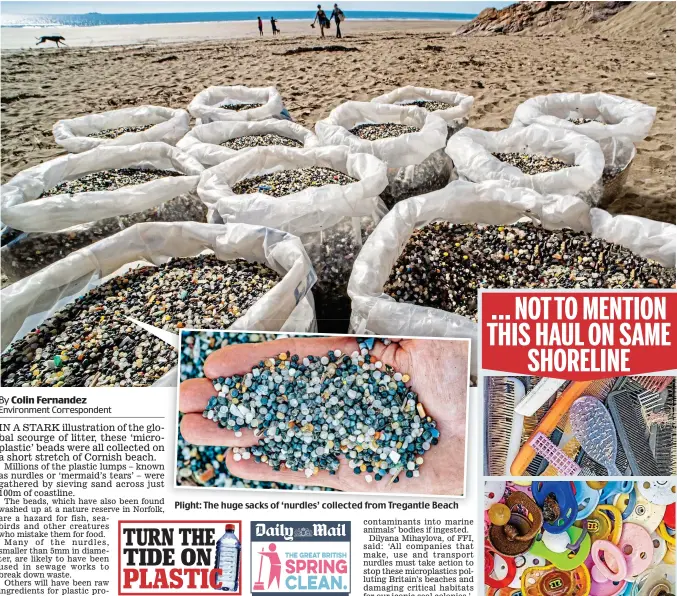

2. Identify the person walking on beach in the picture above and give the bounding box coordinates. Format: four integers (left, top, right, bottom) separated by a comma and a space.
257, 16, 264, 36
329, 4, 344, 38
312, 4, 329, 38
270, 16, 280, 36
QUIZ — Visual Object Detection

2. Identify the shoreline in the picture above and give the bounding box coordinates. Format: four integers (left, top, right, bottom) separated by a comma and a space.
3, 18, 467, 27
1, 21, 674, 224
1, 19, 464, 49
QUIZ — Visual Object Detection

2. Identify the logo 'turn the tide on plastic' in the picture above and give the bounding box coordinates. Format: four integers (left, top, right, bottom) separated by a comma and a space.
118, 520, 243, 595
250, 521, 351, 596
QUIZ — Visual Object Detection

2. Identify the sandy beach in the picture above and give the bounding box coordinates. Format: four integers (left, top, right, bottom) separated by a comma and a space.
1, 16, 675, 223
0, 18, 464, 49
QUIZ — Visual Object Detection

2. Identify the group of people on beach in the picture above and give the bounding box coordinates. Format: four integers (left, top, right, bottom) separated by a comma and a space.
258, 16, 280, 36
257, 4, 345, 38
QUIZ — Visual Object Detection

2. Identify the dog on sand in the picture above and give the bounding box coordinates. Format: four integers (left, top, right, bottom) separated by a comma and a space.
36, 35, 67, 47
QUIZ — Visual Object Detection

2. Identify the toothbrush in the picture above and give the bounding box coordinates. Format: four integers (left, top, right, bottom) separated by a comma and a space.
515, 378, 568, 417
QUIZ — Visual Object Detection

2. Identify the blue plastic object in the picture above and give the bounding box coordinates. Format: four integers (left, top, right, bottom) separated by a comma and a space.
619, 580, 634, 596
532, 481, 577, 534
600, 481, 633, 504
573, 481, 600, 520
620, 490, 636, 520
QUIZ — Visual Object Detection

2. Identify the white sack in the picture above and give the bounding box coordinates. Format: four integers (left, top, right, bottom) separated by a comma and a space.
1, 222, 318, 385
280, 294, 317, 333
348, 180, 675, 375
446, 124, 605, 205
315, 101, 451, 207
200, 145, 389, 331
1, 142, 204, 233
198, 145, 388, 215
589, 209, 675, 268
188, 86, 289, 124
53, 106, 191, 153
511, 92, 656, 144
371, 86, 474, 135
510, 92, 657, 202
177, 118, 319, 167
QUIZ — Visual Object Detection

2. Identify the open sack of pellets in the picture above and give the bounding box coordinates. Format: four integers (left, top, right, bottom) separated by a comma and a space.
446, 123, 605, 206
198, 145, 389, 333
315, 101, 450, 209
177, 118, 319, 167
188, 85, 291, 124
348, 180, 676, 375
0, 221, 317, 388
510, 92, 657, 206
371, 86, 474, 138
0, 142, 207, 285
52, 105, 191, 153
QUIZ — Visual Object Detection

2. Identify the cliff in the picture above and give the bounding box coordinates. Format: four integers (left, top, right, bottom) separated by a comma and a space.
454, 1, 631, 36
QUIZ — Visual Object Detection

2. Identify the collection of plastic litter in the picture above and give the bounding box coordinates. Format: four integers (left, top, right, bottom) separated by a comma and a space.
1, 85, 672, 385
484, 376, 676, 478
484, 480, 676, 596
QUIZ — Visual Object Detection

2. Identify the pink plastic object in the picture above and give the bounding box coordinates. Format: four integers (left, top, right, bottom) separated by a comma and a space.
529, 432, 582, 476
631, 376, 673, 393
618, 523, 653, 579
586, 552, 627, 596
591, 540, 627, 582
590, 578, 626, 596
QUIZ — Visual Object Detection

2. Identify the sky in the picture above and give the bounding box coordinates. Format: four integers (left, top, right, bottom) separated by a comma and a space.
0, 1, 513, 14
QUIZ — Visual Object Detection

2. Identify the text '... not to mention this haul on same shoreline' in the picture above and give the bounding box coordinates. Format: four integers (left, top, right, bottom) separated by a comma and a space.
481, 291, 676, 377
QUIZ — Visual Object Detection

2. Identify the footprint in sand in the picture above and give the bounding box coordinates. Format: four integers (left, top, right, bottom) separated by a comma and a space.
648, 156, 667, 169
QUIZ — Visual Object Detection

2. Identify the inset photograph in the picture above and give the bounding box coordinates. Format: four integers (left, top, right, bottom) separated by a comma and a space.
484, 376, 675, 477
177, 331, 469, 496
484, 480, 676, 595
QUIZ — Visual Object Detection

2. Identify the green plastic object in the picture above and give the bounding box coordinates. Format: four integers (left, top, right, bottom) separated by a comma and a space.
529, 526, 591, 571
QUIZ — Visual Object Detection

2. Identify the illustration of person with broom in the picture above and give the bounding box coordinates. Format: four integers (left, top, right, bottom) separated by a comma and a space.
253, 543, 282, 590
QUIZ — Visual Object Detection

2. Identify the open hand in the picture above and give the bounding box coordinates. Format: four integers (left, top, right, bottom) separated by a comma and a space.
180, 336, 469, 495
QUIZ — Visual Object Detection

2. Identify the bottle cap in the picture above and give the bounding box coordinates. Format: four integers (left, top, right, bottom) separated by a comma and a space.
226, 524, 236, 532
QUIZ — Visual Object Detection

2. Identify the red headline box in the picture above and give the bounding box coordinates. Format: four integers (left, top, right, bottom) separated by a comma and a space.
480, 290, 676, 379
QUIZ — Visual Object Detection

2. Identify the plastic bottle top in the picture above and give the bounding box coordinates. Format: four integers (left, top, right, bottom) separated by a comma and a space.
225, 524, 236, 532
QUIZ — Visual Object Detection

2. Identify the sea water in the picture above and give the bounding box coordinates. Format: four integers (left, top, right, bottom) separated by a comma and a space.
1, 10, 476, 28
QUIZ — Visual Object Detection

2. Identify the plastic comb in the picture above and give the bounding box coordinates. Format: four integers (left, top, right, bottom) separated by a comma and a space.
528, 432, 581, 476
543, 436, 582, 476
632, 376, 674, 393
637, 389, 666, 424
485, 377, 526, 475
502, 377, 527, 475
607, 387, 661, 476
653, 380, 676, 475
